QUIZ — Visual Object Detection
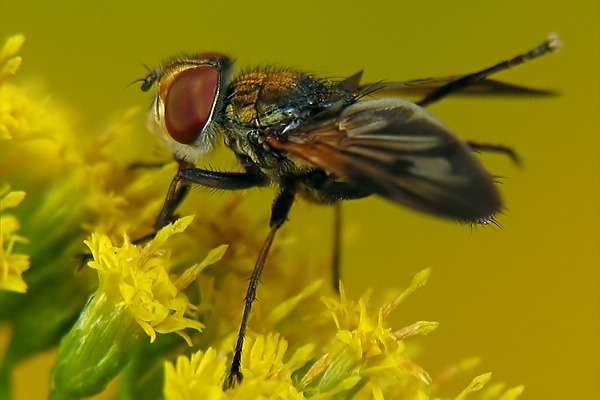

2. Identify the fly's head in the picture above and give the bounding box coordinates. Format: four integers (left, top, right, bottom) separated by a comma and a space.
142, 53, 233, 163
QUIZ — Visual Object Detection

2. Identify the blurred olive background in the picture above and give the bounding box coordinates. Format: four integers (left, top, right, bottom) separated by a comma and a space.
1, 0, 598, 399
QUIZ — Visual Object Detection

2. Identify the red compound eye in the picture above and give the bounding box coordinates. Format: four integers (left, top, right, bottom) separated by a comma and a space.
164, 65, 219, 144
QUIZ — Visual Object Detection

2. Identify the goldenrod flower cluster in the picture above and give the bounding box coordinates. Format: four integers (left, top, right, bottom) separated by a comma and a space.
1, 35, 523, 399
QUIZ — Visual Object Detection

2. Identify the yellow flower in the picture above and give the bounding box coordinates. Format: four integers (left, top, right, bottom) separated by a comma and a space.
0, 36, 31, 294
164, 348, 228, 400
51, 217, 226, 398
0, 185, 29, 293
300, 274, 435, 399
84, 216, 220, 344
164, 334, 313, 400
0, 34, 24, 89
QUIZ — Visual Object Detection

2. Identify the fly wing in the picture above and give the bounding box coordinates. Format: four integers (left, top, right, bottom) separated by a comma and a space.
267, 98, 502, 223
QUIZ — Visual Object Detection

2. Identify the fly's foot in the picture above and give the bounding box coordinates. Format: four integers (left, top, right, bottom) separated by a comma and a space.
223, 370, 243, 390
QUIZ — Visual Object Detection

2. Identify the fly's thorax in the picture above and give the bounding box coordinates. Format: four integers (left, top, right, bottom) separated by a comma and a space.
224, 69, 328, 129
222, 69, 334, 180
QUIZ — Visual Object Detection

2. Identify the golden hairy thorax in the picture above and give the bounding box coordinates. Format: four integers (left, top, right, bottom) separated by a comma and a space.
225, 69, 307, 127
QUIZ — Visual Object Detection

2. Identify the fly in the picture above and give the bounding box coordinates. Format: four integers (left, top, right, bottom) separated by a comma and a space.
140, 35, 560, 389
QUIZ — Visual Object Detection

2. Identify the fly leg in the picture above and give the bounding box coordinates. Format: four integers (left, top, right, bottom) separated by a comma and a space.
154, 160, 194, 230
467, 141, 521, 165
77, 159, 194, 269
224, 180, 298, 390
304, 176, 372, 292
417, 35, 560, 107
332, 202, 342, 292
155, 163, 269, 230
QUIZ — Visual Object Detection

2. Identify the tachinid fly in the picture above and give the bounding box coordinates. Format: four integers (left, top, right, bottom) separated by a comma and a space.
140, 35, 559, 388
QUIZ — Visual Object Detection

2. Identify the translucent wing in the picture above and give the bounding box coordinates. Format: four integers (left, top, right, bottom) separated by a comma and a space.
266, 98, 502, 222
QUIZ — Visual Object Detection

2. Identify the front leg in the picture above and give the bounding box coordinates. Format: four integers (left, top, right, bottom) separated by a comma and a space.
155, 161, 269, 230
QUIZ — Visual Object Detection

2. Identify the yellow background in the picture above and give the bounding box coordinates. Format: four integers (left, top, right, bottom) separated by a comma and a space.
1, 0, 598, 399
